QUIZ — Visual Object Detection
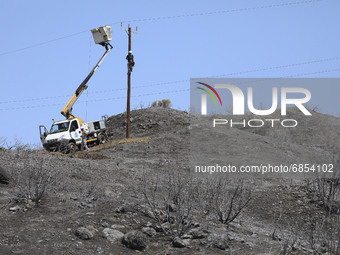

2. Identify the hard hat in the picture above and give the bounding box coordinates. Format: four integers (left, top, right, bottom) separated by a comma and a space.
129, 50, 132, 53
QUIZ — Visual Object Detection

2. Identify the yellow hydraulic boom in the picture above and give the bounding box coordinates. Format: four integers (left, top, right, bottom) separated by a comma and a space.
61, 42, 113, 123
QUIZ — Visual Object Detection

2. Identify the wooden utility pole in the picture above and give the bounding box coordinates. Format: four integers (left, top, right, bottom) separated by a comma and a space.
121, 23, 137, 138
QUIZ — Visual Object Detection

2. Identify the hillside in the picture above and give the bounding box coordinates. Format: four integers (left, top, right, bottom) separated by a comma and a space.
1, 107, 340, 254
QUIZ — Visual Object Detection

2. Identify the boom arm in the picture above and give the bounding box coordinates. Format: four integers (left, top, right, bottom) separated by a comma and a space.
61, 42, 113, 124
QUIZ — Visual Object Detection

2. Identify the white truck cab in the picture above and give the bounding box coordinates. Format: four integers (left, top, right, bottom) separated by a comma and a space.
39, 119, 107, 153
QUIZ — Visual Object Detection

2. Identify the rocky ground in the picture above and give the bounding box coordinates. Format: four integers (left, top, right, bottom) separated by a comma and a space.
1, 107, 340, 254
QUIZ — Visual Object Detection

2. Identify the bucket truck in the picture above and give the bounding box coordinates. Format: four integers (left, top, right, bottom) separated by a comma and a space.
39, 25, 112, 153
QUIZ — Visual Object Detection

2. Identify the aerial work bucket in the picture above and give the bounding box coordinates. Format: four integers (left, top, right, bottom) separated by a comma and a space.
91, 25, 112, 45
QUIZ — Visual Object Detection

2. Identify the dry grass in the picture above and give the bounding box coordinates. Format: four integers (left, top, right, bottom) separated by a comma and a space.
89, 136, 150, 152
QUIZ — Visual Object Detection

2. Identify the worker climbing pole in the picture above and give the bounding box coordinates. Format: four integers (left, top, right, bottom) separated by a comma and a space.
121, 23, 138, 139
126, 50, 135, 75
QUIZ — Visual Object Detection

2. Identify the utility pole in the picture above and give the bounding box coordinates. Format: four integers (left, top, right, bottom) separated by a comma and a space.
121, 23, 137, 138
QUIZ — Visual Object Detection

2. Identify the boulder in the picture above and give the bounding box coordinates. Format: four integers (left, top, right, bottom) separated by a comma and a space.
173, 237, 190, 248
75, 227, 93, 240
142, 227, 156, 237
103, 228, 124, 243
0, 167, 10, 184
208, 234, 229, 250
122, 230, 148, 250
188, 228, 206, 239
9, 205, 20, 212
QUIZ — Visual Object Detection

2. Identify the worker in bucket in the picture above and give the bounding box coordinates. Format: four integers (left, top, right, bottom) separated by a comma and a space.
80, 128, 89, 152
126, 50, 135, 74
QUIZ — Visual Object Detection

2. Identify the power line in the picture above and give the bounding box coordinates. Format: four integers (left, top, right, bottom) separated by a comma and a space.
0, 30, 89, 57
116, 0, 322, 24
1, 67, 339, 112
0, 56, 338, 105
0, 0, 322, 57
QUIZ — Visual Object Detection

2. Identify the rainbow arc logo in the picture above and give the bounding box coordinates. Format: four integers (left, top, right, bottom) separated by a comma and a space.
196, 82, 223, 106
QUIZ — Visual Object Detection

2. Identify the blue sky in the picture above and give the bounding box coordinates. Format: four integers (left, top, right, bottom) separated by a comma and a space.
0, 0, 339, 146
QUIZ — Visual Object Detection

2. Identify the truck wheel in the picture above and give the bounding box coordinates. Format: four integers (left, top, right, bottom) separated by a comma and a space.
67, 142, 77, 154
97, 134, 106, 145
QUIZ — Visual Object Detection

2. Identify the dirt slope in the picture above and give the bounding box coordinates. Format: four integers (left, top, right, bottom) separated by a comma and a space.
0, 107, 339, 254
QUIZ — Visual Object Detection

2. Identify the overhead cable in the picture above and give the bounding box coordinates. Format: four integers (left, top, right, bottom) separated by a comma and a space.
0, 0, 322, 57
0, 56, 337, 105
0, 67, 338, 111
